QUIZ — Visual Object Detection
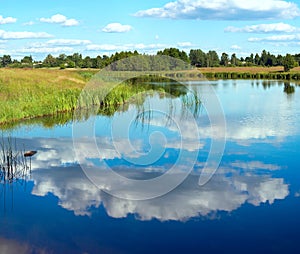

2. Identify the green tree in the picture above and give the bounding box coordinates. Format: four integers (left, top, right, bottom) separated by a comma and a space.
70, 53, 83, 68
82, 56, 93, 68
254, 53, 260, 65
43, 54, 58, 67
21, 55, 33, 64
189, 49, 207, 67
206, 51, 219, 67
220, 53, 229, 66
1, 55, 12, 67
21, 55, 33, 68
283, 54, 297, 72
158, 48, 189, 63
230, 53, 237, 66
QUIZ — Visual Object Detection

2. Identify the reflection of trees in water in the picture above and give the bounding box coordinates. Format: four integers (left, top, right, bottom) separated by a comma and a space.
254, 80, 297, 95
284, 82, 295, 94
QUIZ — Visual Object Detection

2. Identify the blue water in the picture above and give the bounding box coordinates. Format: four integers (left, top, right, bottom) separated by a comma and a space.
1, 80, 300, 254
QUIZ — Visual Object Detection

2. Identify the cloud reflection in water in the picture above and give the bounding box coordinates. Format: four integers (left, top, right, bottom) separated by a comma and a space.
28, 137, 288, 220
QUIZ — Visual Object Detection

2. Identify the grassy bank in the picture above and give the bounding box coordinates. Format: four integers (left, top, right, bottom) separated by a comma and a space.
0, 67, 299, 125
0, 69, 86, 124
0, 69, 191, 125
197, 66, 300, 80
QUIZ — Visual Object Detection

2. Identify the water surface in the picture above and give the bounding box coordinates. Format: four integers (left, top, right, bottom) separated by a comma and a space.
1, 80, 300, 254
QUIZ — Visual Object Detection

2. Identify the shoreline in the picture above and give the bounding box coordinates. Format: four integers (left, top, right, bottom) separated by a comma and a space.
0, 67, 299, 126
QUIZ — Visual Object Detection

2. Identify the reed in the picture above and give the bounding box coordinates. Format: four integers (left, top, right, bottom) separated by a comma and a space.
0, 69, 201, 126
0, 69, 85, 124
0, 135, 29, 183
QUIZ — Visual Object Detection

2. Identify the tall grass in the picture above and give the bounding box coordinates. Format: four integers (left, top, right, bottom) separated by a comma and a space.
0, 69, 194, 125
1, 67, 298, 125
0, 69, 85, 124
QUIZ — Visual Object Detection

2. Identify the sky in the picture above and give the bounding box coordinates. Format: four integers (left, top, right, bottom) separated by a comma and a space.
1, 0, 300, 60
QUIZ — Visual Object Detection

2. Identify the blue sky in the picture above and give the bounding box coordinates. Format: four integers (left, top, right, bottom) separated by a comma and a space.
1, 0, 300, 60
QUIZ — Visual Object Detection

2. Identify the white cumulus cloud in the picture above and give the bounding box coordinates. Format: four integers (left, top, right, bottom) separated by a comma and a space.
40, 14, 79, 27
46, 39, 91, 46
134, 0, 300, 20
177, 42, 193, 47
0, 15, 17, 24
22, 21, 35, 26
225, 22, 299, 33
18, 46, 74, 54
248, 34, 300, 42
231, 44, 242, 50
102, 23, 133, 33
86, 43, 168, 52
0, 30, 53, 39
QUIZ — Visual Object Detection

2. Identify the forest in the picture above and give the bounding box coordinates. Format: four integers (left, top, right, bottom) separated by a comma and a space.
0, 48, 299, 72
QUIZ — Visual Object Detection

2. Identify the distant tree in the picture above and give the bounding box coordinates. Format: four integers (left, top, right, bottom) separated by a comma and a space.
1, 55, 12, 67
82, 56, 93, 68
231, 53, 237, 66
206, 50, 219, 67
277, 54, 284, 66
293, 53, 300, 65
157, 48, 189, 63
43, 54, 58, 67
254, 53, 260, 65
283, 54, 297, 72
94, 55, 103, 68
70, 53, 83, 68
57, 54, 67, 65
102, 55, 111, 67
21, 55, 33, 64
259, 50, 268, 66
189, 49, 207, 67
21, 55, 33, 68
220, 52, 229, 66
250, 53, 254, 64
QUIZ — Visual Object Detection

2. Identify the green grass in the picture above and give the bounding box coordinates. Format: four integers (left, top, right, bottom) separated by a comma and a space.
0, 69, 193, 125
0, 68, 86, 124
4, 66, 296, 126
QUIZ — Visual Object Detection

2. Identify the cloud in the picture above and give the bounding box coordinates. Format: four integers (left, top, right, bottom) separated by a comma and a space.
248, 34, 300, 42
102, 23, 132, 33
63, 19, 79, 27
18, 39, 91, 55
0, 15, 17, 24
40, 14, 79, 27
231, 44, 242, 50
230, 161, 281, 171
21, 128, 287, 218
86, 42, 192, 52
86, 43, 168, 52
193, 82, 298, 144
134, 0, 300, 20
225, 22, 299, 33
0, 237, 45, 254
30, 161, 289, 220
22, 21, 35, 26
18, 46, 74, 54
177, 42, 193, 47
45, 39, 91, 46
0, 30, 53, 39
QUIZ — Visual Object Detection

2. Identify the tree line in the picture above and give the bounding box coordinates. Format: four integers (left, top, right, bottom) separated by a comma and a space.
0, 48, 299, 71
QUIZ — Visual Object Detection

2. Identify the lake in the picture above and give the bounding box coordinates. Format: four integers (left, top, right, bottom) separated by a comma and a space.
1, 79, 300, 254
